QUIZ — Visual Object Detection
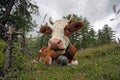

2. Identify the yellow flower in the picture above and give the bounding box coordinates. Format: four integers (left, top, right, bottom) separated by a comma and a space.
95, 63, 98, 66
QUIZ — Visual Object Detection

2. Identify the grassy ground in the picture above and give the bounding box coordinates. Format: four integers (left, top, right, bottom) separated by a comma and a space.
2, 44, 120, 80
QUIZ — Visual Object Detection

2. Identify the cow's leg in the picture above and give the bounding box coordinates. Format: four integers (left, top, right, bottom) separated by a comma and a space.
67, 44, 78, 65
44, 49, 56, 65
44, 56, 52, 65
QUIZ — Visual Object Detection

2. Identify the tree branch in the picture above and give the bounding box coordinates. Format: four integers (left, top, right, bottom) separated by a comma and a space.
1, 0, 15, 25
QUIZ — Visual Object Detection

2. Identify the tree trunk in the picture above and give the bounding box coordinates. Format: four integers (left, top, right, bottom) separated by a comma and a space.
3, 27, 12, 72
3, 41, 12, 70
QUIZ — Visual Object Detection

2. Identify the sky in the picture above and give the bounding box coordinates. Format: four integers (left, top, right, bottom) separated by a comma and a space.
31, 0, 120, 40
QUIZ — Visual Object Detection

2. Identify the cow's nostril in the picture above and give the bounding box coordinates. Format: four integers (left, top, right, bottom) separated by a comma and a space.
57, 40, 61, 44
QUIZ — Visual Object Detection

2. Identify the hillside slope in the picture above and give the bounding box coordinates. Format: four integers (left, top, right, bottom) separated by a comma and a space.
2, 44, 120, 80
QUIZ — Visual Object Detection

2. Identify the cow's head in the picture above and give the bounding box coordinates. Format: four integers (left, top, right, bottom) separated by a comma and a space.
40, 16, 84, 53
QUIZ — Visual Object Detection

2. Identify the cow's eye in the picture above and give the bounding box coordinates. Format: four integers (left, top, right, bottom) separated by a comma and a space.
64, 26, 70, 37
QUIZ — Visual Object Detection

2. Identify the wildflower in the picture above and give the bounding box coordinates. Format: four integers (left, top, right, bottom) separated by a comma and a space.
95, 63, 98, 67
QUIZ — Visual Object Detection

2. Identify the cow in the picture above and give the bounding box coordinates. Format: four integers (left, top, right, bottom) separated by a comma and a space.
37, 15, 84, 65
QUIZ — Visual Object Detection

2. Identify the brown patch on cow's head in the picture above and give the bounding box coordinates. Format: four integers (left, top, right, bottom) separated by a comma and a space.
64, 21, 84, 37
40, 26, 52, 34
64, 26, 71, 37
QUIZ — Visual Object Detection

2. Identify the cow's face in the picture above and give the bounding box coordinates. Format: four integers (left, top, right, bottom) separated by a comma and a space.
40, 18, 83, 53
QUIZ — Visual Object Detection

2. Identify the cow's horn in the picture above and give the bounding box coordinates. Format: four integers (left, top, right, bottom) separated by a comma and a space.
68, 14, 74, 23
49, 17, 54, 25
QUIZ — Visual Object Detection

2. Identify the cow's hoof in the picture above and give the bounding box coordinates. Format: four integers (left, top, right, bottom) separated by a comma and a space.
57, 55, 69, 66
68, 60, 78, 66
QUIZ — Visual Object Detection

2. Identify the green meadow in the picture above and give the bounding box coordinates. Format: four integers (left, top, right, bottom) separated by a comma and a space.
1, 43, 120, 80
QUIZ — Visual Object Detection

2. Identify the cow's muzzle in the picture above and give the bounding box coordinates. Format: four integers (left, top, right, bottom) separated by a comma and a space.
48, 38, 64, 50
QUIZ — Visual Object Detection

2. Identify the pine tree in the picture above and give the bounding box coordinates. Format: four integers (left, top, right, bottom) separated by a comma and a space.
102, 24, 115, 44
89, 28, 97, 47
97, 24, 115, 45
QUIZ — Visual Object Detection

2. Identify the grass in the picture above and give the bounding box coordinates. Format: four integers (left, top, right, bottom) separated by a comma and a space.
0, 40, 6, 69
2, 43, 120, 80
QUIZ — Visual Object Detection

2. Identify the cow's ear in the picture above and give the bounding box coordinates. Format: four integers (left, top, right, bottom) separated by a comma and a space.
40, 26, 52, 34
68, 21, 84, 32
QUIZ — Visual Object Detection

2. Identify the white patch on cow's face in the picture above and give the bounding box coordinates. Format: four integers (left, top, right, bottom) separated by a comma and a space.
50, 19, 70, 49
